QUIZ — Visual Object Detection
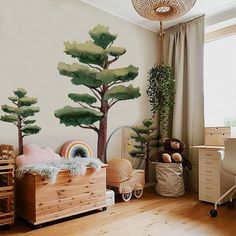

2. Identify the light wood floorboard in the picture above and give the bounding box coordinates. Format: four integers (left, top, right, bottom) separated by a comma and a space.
1, 188, 236, 236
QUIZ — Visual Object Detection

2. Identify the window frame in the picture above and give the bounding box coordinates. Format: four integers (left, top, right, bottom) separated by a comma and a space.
205, 24, 236, 43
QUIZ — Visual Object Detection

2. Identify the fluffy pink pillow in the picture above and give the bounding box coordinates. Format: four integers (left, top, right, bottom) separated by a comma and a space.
16, 144, 61, 167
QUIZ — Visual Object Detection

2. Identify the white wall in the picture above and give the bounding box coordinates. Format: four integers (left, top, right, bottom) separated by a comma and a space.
0, 0, 157, 169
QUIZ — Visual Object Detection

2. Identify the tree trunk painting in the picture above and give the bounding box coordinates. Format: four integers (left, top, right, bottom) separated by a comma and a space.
55, 25, 141, 161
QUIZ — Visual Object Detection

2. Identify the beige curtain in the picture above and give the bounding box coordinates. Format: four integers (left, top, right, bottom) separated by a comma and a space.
162, 15, 205, 191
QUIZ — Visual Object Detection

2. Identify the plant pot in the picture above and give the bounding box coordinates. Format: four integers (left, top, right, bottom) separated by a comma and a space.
155, 162, 185, 197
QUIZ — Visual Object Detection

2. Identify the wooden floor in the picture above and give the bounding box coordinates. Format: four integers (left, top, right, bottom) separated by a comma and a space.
2, 188, 236, 236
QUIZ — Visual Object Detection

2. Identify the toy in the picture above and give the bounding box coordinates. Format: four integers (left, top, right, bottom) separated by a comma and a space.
152, 138, 192, 169
106, 159, 145, 202
16, 144, 61, 167
60, 140, 93, 159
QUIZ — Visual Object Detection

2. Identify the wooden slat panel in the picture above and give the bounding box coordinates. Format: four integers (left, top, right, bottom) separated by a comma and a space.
0, 191, 13, 199
0, 186, 13, 192
0, 165, 14, 171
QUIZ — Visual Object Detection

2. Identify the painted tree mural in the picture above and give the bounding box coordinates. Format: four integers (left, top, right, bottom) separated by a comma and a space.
0, 88, 41, 154
55, 25, 141, 162
130, 118, 162, 182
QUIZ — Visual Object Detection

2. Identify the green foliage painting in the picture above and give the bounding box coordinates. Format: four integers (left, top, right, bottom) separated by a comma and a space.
55, 25, 141, 162
130, 118, 162, 181
0, 88, 41, 154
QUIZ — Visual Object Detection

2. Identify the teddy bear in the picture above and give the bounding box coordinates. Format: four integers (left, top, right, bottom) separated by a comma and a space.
159, 138, 185, 163
152, 137, 192, 169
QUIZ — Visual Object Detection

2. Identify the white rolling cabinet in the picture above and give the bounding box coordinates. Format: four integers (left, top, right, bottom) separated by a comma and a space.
198, 146, 235, 204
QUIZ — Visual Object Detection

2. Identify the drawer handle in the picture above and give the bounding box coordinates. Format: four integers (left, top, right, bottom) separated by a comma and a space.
206, 187, 212, 190
206, 178, 212, 181
206, 154, 213, 156
206, 162, 213, 165
206, 170, 212, 173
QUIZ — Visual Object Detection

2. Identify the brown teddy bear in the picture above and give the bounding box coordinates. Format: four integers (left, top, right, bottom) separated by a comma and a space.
152, 137, 192, 169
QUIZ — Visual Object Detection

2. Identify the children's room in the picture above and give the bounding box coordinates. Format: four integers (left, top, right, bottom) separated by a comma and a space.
0, 0, 236, 235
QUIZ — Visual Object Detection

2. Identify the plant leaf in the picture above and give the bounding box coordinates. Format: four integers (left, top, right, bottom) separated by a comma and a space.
68, 93, 97, 105
19, 97, 37, 106
55, 106, 103, 126
14, 88, 27, 98
105, 85, 141, 101
21, 125, 41, 135
23, 119, 36, 125
0, 115, 19, 123
58, 62, 102, 88
105, 46, 126, 57
97, 65, 138, 85
64, 40, 108, 66
89, 25, 117, 49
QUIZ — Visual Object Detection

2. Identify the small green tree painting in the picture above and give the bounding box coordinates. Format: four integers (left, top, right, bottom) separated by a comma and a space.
0, 88, 41, 155
55, 25, 141, 162
130, 118, 162, 181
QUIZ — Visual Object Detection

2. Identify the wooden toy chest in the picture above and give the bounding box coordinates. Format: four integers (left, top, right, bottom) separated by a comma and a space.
16, 165, 107, 226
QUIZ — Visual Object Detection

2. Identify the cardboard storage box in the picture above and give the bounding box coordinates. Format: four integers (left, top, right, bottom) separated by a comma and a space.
205, 127, 231, 146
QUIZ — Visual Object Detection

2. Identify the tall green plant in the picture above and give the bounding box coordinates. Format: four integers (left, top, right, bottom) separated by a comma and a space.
0, 88, 41, 154
55, 25, 141, 162
146, 64, 175, 137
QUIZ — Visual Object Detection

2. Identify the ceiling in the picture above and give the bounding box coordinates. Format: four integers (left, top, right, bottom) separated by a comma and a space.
81, 0, 236, 32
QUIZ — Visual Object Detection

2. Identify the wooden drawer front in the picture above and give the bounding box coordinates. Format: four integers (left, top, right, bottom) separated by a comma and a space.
199, 182, 220, 202
199, 158, 220, 170
199, 175, 219, 186
199, 191, 219, 203
199, 182, 219, 193
205, 127, 231, 134
199, 149, 219, 159
200, 166, 219, 177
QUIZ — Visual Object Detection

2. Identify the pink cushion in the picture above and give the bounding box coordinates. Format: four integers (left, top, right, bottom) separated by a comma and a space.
16, 144, 61, 167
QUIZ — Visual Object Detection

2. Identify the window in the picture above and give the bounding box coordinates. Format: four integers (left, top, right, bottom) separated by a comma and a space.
204, 25, 236, 127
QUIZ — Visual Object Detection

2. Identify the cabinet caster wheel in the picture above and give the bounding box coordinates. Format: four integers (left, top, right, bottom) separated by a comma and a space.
228, 201, 234, 209
210, 209, 218, 217
98, 207, 107, 212
34, 224, 42, 229
0, 224, 12, 231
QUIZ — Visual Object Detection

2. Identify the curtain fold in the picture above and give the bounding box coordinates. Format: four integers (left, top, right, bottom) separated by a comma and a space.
162, 15, 205, 191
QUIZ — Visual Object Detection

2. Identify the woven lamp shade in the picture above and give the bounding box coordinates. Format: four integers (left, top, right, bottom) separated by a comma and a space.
131, 0, 196, 21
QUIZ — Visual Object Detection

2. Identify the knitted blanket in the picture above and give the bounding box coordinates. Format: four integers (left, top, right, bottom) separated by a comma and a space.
16, 157, 103, 184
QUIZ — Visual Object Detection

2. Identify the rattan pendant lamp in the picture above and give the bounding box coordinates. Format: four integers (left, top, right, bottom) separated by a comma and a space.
131, 0, 196, 63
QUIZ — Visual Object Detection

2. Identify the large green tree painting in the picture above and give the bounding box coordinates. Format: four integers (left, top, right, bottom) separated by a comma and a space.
55, 25, 141, 162
0, 88, 41, 154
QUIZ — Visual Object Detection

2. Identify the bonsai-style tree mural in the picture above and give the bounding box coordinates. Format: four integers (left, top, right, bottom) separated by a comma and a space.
0, 88, 41, 155
130, 118, 162, 182
55, 25, 141, 162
